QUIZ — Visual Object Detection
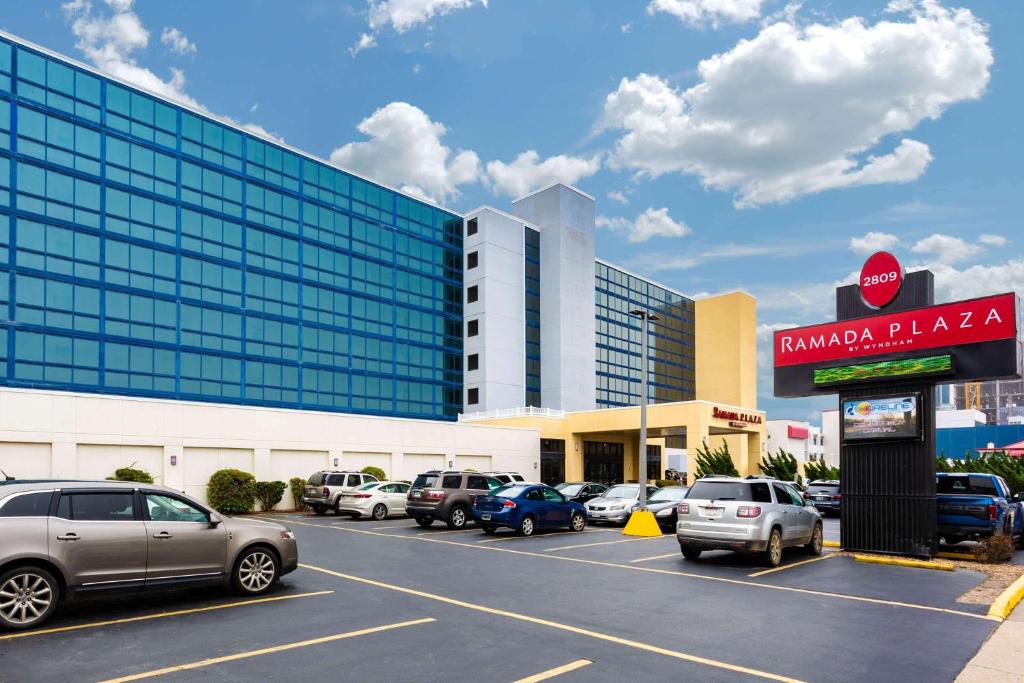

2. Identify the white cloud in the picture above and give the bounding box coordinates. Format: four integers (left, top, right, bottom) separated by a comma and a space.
600, 1, 992, 207
640, 240, 826, 272
849, 231, 900, 255
923, 259, 1024, 303
330, 102, 480, 203
160, 26, 195, 56
412, 63, 423, 74
608, 190, 629, 204
979, 234, 1007, 247
648, 0, 766, 28
596, 207, 692, 243
910, 233, 982, 263
249, 102, 259, 113
349, 32, 377, 57
368, 0, 487, 32
485, 151, 601, 199
621, 22, 634, 34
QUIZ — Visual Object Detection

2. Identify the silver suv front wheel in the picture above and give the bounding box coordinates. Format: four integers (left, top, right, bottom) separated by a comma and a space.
233, 548, 279, 595
0, 567, 58, 630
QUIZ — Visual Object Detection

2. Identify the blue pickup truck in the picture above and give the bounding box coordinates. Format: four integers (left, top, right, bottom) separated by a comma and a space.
936, 472, 1024, 547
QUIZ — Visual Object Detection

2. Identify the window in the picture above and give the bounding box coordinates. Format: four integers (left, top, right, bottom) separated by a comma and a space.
467, 285, 478, 303
467, 387, 479, 405
363, 472, 380, 483
687, 480, 772, 503
441, 475, 462, 489
542, 488, 564, 503
467, 476, 491, 490
467, 218, 477, 236
346, 475, 361, 487
773, 483, 800, 506
0, 491, 53, 517
145, 494, 207, 522
58, 492, 135, 521
327, 475, 345, 485
467, 251, 478, 269
394, 483, 410, 494
105, 342, 176, 393
106, 84, 177, 148
467, 319, 479, 337
467, 354, 479, 371
525, 488, 543, 501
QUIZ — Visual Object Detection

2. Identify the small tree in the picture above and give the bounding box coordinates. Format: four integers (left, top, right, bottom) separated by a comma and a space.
694, 440, 738, 478
759, 448, 799, 481
289, 477, 307, 510
207, 469, 256, 515
107, 463, 154, 484
361, 466, 387, 481
805, 460, 841, 481
254, 481, 287, 512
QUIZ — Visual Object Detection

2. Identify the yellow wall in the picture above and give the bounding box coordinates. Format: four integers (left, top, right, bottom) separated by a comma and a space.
695, 291, 757, 409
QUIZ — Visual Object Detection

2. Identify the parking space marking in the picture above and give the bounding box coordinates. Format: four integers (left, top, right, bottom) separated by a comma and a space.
300, 563, 803, 683
97, 618, 435, 683
513, 659, 594, 682
476, 530, 603, 544
629, 552, 681, 563
0, 591, 334, 642
543, 535, 668, 552
284, 520, 998, 621
747, 553, 837, 577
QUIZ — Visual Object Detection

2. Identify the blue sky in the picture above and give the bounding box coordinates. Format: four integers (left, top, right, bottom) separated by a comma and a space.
4, 0, 1022, 422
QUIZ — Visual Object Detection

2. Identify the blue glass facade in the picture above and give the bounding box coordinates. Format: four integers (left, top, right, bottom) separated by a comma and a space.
524, 226, 540, 407
594, 261, 695, 408
0, 37, 464, 420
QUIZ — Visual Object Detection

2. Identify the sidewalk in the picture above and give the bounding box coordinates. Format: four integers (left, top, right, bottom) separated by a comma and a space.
957, 603, 1024, 682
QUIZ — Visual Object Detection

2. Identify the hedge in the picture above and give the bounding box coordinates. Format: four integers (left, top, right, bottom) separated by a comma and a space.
361, 466, 386, 481
289, 477, 307, 510
255, 481, 287, 511
207, 469, 256, 515
107, 466, 154, 484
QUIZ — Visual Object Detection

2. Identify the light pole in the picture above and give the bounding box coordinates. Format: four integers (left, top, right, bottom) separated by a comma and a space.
630, 308, 659, 510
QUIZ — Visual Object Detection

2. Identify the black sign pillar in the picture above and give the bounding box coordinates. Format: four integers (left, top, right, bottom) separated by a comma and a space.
836, 271, 937, 557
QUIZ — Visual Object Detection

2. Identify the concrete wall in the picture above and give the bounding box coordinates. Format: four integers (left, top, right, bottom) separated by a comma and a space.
821, 410, 839, 467
695, 291, 757, 409
0, 388, 540, 509
765, 419, 823, 463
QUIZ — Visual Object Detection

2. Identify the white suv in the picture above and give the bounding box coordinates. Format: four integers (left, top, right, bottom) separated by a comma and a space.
676, 477, 822, 567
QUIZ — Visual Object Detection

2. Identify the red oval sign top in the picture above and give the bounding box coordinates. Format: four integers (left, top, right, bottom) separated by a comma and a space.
859, 251, 903, 309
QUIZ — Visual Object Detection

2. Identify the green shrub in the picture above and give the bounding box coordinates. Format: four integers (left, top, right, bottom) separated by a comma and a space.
361, 466, 387, 481
289, 477, 307, 510
805, 460, 840, 481
695, 440, 738, 478
107, 465, 154, 484
759, 449, 799, 481
972, 535, 1015, 563
207, 469, 256, 515
254, 481, 287, 512
936, 451, 1024, 495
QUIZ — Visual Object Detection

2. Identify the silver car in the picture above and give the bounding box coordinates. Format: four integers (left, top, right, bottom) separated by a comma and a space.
0, 480, 298, 630
302, 471, 380, 516
676, 477, 823, 567
585, 484, 660, 524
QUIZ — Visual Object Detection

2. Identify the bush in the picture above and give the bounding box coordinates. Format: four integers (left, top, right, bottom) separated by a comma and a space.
655, 479, 678, 488
759, 449, 799, 481
107, 465, 154, 484
936, 451, 1024, 495
289, 477, 307, 510
361, 466, 387, 481
695, 440, 738, 478
805, 460, 840, 481
254, 481, 287, 512
972, 535, 1015, 563
207, 469, 256, 515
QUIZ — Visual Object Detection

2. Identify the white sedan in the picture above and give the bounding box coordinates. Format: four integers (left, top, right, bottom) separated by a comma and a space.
336, 481, 411, 520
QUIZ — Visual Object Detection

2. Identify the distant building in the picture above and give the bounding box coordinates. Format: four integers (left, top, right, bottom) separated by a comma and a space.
821, 409, 839, 467
944, 380, 1024, 425
766, 419, 824, 463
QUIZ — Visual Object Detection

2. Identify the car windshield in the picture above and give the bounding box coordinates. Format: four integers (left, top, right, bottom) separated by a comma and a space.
603, 485, 638, 499
492, 485, 528, 498
413, 474, 439, 488
307, 473, 326, 485
357, 482, 379, 491
558, 484, 584, 496
687, 480, 773, 503
650, 487, 688, 502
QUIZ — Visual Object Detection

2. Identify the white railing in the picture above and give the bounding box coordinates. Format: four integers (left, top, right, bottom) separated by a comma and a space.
459, 406, 566, 422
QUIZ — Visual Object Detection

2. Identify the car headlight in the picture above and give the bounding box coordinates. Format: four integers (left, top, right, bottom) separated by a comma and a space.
611, 503, 626, 510
280, 530, 295, 540
656, 508, 672, 517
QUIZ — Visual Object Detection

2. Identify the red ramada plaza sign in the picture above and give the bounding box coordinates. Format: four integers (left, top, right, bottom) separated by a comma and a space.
712, 407, 763, 424
774, 292, 1017, 367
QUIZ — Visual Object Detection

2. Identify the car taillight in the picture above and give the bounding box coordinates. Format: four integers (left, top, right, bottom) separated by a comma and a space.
988, 504, 997, 520
677, 503, 689, 514
502, 500, 517, 508
322, 487, 329, 497
832, 494, 842, 501
426, 490, 444, 501
354, 493, 372, 498
470, 495, 477, 507
737, 506, 762, 518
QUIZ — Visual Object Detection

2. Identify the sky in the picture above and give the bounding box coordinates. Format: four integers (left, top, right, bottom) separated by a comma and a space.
3, 0, 1022, 423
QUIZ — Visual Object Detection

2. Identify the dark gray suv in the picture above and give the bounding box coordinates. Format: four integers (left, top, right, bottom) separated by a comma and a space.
406, 471, 503, 529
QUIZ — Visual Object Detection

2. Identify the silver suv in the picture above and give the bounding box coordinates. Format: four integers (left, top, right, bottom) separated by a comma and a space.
302, 471, 380, 516
0, 480, 298, 630
676, 476, 822, 567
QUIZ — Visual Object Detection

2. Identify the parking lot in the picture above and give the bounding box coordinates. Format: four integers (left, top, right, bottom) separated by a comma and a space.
0, 515, 1004, 683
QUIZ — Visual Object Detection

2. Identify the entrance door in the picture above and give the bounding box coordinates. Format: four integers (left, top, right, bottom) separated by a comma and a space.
540, 439, 566, 486
583, 442, 624, 486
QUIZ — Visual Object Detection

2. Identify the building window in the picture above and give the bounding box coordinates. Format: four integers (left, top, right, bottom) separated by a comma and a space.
467, 285, 478, 303
467, 319, 479, 337
467, 251, 478, 269
467, 353, 479, 371
467, 387, 479, 405
467, 218, 478, 236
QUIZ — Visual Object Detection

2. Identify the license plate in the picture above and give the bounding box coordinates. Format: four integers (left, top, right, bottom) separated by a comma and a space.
411, 491, 421, 499
701, 506, 723, 519
481, 513, 491, 521
814, 496, 827, 501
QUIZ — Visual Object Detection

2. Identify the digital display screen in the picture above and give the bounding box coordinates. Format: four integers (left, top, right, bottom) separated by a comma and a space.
842, 395, 921, 442
814, 355, 953, 386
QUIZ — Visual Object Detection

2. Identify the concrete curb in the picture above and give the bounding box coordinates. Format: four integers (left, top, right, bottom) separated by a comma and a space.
988, 571, 1024, 620
936, 551, 977, 561
823, 540, 840, 548
853, 554, 955, 571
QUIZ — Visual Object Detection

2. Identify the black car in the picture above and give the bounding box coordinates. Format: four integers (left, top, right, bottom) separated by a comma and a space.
635, 485, 690, 529
555, 482, 607, 504
806, 480, 841, 517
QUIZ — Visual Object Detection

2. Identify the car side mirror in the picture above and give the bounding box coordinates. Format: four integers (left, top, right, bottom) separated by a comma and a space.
1015, 493, 1024, 503
209, 513, 223, 528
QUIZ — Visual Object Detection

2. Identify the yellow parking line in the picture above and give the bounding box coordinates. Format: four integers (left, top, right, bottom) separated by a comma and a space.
514, 659, 594, 682
544, 536, 667, 552
748, 553, 837, 577
0, 591, 334, 641
477, 530, 602, 544
284, 521, 998, 621
97, 618, 434, 683
419, 527, 485, 536
629, 552, 681, 564
300, 564, 802, 683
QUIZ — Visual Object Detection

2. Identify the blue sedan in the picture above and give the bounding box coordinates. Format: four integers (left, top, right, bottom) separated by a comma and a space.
473, 484, 587, 536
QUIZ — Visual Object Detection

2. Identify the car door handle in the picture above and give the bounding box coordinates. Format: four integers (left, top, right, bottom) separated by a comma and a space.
152, 532, 173, 539
56, 533, 79, 541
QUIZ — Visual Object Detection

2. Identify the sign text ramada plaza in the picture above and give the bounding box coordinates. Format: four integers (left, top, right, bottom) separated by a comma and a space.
711, 407, 762, 424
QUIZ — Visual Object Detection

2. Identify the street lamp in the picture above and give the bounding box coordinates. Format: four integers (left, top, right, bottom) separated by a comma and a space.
630, 308, 659, 510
